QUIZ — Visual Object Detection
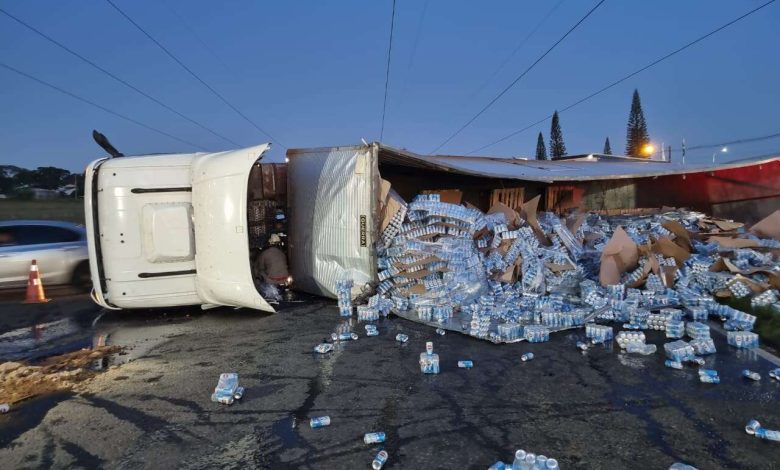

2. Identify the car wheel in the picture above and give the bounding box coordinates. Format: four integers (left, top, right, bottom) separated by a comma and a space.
71, 261, 91, 292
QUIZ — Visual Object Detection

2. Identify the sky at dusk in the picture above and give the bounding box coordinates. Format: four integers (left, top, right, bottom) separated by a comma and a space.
1, 0, 779, 172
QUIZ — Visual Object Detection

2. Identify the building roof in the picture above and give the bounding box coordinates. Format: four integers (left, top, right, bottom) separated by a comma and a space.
375, 145, 780, 183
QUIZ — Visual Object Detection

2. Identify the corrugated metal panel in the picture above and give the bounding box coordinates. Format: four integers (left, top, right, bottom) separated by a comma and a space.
287, 146, 376, 298
373, 144, 780, 183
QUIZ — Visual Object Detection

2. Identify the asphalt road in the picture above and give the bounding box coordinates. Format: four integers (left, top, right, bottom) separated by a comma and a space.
1, 296, 780, 469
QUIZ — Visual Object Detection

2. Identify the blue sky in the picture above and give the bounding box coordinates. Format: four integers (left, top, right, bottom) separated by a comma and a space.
1, 0, 778, 172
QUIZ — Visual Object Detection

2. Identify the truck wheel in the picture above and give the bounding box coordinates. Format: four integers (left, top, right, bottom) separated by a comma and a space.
71, 262, 91, 292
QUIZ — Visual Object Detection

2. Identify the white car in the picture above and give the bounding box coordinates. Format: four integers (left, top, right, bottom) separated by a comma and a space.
0, 220, 90, 289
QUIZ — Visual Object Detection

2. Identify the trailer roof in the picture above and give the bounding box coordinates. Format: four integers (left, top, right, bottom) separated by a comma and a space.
288, 144, 779, 183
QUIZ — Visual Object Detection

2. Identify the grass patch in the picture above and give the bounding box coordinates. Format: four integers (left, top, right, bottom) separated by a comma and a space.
0, 199, 85, 224
722, 296, 780, 351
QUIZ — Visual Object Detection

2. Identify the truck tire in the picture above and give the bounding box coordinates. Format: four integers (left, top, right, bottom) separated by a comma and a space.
71, 261, 91, 292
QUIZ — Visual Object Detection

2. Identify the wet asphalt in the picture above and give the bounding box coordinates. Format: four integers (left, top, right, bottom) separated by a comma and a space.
1, 295, 780, 469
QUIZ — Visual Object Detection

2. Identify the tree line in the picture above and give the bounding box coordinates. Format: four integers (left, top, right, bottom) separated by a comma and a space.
534, 88, 650, 160
0, 165, 85, 197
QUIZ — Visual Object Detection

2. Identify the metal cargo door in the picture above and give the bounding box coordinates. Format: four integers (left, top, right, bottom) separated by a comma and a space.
287, 145, 378, 298
191, 144, 275, 312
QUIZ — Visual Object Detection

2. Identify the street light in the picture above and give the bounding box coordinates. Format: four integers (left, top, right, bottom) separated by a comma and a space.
641, 143, 655, 158
712, 146, 727, 163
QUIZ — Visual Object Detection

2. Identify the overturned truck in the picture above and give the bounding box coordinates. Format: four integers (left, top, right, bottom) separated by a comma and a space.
84, 142, 780, 314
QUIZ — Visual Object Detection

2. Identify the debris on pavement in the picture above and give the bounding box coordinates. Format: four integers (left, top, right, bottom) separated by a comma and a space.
313, 343, 334, 354
309, 416, 331, 428
745, 419, 780, 442
458, 360, 473, 368
395, 333, 409, 343
520, 352, 534, 362
502, 449, 560, 469
0, 345, 123, 405
210, 372, 244, 405
770, 368, 780, 381
419, 341, 440, 374
0, 403, 9, 414
372, 450, 388, 469
365, 324, 379, 336
669, 463, 698, 470
363, 432, 386, 444
698, 368, 720, 384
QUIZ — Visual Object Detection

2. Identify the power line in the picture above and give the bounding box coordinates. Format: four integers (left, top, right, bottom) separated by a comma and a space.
1, 62, 207, 150
685, 131, 780, 152
162, 0, 235, 75
104, 0, 285, 148
467, 0, 777, 155
469, 0, 567, 101
380, 0, 397, 141
672, 131, 780, 157
394, 0, 430, 110
429, 0, 606, 154
0, 8, 240, 148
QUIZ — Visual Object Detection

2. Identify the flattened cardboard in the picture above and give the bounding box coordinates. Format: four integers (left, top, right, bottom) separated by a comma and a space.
712, 219, 744, 231
652, 237, 690, 267
750, 210, 780, 242
409, 284, 428, 295
599, 226, 639, 286
497, 257, 523, 283
400, 269, 432, 280
661, 220, 692, 251
709, 236, 760, 249
422, 189, 463, 205
381, 188, 405, 233
393, 255, 441, 270
545, 261, 575, 273
488, 202, 520, 228
711, 260, 780, 290
520, 195, 550, 245
566, 211, 587, 235
661, 265, 678, 288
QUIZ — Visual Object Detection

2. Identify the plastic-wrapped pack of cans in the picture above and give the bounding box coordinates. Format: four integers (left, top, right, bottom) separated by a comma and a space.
647, 314, 667, 331
335, 278, 354, 317
357, 305, 379, 322
666, 319, 685, 339
690, 337, 717, 355
665, 340, 695, 361
728, 281, 752, 299
497, 322, 522, 341
586, 324, 613, 343
686, 321, 710, 340
727, 331, 759, 349
751, 289, 778, 308
523, 325, 550, 343
469, 311, 492, 338
687, 306, 708, 322
616, 331, 646, 349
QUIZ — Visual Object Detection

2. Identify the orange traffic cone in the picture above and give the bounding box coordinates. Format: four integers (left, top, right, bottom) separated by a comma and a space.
23, 259, 50, 304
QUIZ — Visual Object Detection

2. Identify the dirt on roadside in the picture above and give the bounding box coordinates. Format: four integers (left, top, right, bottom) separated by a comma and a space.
0, 345, 123, 406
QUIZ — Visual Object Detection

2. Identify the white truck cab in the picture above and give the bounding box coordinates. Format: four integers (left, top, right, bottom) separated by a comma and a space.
84, 144, 275, 312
